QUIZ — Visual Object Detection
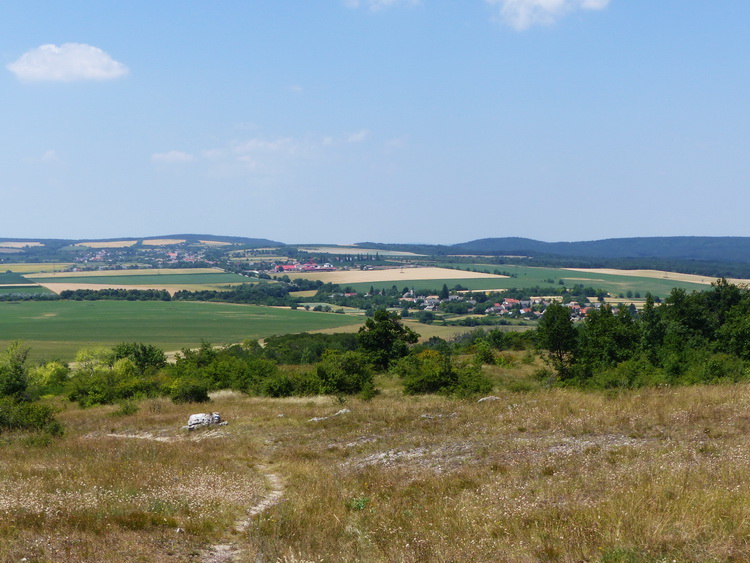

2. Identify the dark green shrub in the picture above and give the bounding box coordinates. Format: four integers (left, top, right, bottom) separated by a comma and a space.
0, 397, 63, 437
316, 350, 373, 395
170, 378, 210, 404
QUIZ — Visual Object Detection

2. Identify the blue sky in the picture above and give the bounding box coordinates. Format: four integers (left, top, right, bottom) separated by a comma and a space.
2, 1, 749, 244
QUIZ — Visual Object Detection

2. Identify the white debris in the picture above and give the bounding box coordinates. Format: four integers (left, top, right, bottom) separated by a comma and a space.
184, 412, 228, 431
477, 396, 501, 403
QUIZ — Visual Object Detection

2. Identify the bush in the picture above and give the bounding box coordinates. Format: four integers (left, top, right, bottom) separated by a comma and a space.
0, 397, 63, 437
170, 378, 210, 404
398, 351, 492, 397
316, 350, 373, 395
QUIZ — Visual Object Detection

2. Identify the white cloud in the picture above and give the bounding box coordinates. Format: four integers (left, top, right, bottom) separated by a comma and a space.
151, 151, 194, 163
41, 149, 61, 163
347, 129, 370, 143
7, 43, 129, 82
485, 0, 610, 30
234, 138, 295, 154
344, 0, 420, 11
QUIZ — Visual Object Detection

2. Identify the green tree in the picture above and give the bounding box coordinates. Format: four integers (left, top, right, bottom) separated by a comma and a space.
0, 341, 30, 401
439, 284, 449, 300
357, 309, 419, 371
536, 303, 577, 380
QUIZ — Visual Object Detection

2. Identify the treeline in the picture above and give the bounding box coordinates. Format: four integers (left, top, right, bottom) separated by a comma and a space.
537, 279, 750, 388
60, 288, 171, 301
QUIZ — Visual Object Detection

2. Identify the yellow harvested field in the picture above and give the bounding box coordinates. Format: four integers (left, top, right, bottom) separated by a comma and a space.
564, 267, 750, 286
199, 240, 233, 246
37, 282, 236, 295
74, 240, 137, 248
0, 241, 44, 248
289, 267, 506, 284
142, 238, 185, 246
300, 246, 423, 256
26, 267, 224, 279
0, 263, 73, 273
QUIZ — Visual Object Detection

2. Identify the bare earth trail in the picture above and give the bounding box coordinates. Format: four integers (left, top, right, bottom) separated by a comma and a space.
202, 451, 286, 563
104, 428, 286, 563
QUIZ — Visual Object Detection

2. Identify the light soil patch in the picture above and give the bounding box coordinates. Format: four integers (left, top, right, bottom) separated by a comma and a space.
200, 240, 233, 246
289, 267, 506, 285
1, 263, 73, 273
299, 246, 424, 257
26, 267, 225, 279
142, 238, 186, 246
0, 241, 44, 248
564, 267, 750, 286
36, 282, 207, 295
74, 240, 137, 248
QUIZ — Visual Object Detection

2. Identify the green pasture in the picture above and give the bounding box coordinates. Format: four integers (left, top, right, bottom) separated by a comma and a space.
26, 272, 251, 285
0, 272, 34, 285
425, 263, 710, 297
0, 262, 73, 274
0, 286, 52, 295
0, 301, 363, 362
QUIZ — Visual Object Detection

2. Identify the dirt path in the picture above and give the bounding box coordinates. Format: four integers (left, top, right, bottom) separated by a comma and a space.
202, 461, 285, 563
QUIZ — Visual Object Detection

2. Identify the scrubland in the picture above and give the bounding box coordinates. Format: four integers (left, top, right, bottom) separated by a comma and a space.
4, 360, 750, 562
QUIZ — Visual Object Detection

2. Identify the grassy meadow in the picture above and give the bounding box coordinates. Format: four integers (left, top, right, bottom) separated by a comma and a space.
433, 263, 711, 297
0, 301, 363, 361
5, 362, 750, 561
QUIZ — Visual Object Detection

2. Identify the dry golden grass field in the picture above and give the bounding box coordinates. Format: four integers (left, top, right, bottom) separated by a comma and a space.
564, 267, 750, 287
0, 242, 44, 248
6, 358, 750, 562
74, 241, 138, 248
0, 263, 74, 274
25, 268, 223, 278
142, 239, 187, 246
289, 267, 506, 285
299, 247, 424, 257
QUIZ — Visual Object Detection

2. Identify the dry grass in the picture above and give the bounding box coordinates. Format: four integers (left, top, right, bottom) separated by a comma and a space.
26, 268, 223, 279
0, 263, 73, 274
199, 240, 233, 246
0, 242, 44, 248
74, 241, 138, 248
299, 246, 424, 257
289, 267, 506, 285
6, 368, 750, 561
37, 283, 242, 295
142, 239, 186, 246
564, 267, 750, 287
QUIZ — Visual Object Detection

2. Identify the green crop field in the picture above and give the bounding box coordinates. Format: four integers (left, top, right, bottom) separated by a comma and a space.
26, 272, 251, 285
0, 285, 52, 295
0, 262, 73, 273
0, 271, 35, 284
0, 301, 363, 361
423, 262, 711, 297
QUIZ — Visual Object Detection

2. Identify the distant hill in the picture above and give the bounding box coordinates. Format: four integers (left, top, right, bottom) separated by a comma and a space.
451, 237, 750, 263
0, 234, 284, 249
355, 237, 750, 264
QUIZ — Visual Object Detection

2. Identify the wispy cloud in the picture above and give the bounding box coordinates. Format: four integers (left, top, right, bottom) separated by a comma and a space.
343, 0, 420, 12
41, 149, 61, 163
485, 0, 610, 30
7, 43, 129, 82
151, 150, 194, 164
347, 129, 370, 143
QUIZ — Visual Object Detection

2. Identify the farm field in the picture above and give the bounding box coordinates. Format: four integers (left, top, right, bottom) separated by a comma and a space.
25, 268, 253, 294
6, 381, 750, 561
0, 286, 52, 295
288, 267, 503, 285
0, 262, 74, 273
297, 246, 424, 257
433, 262, 711, 297
0, 301, 362, 362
